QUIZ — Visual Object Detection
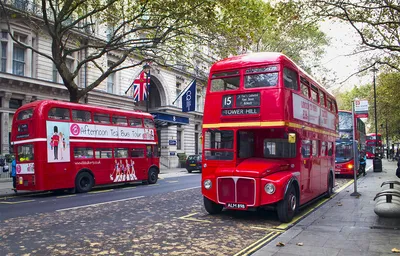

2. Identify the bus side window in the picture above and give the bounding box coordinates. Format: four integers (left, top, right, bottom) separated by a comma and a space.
113, 116, 128, 126
321, 141, 327, 156
115, 148, 128, 158
74, 147, 93, 159
328, 142, 333, 156
312, 140, 318, 157
283, 67, 298, 90
72, 110, 92, 122
48, 107, 70, 120
146, 146, 152, 157
301, 140, 311, 158
130, 148, 144, 158
319, 91, 326, 107
94, 113, 110, 124
144, 119, 155, 128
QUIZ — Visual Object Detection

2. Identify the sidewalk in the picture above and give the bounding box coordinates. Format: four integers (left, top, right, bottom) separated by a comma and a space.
254, 159, 400, 256
0, 167, 192, 197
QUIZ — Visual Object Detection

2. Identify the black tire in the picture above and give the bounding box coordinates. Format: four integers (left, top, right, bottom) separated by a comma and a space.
75, 172, 94, 193
187, 169, 192, 173
277, 185, 297, 223
147, 168, 158, 184
204, 196, 223, 214
325, 174, 334, 198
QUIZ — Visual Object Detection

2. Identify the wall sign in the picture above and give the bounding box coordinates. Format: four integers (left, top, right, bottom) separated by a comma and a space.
169, 140, 177, 145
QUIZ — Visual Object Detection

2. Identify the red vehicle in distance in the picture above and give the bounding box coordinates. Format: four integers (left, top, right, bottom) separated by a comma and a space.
365, 133, 382, 159
201, 52, 338, 222
335, 110, 366, 176
11, 100, 160, 193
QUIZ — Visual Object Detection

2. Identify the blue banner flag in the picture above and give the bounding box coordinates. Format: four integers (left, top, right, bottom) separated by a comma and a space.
182, 79, 196, 112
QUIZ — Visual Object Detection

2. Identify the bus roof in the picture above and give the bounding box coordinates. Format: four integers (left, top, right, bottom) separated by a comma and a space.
210, 52, 334, 99
20, 100, 153, 118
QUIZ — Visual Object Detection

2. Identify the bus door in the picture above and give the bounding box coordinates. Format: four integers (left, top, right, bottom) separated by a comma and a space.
300, 140, 313, 202
311, 140, 321, 196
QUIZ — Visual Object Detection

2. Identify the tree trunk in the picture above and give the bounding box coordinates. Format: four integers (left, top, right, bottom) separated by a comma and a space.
69, 89, 81, 103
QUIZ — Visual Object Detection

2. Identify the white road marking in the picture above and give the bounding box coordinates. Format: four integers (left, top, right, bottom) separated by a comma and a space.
56, 196, 144, 212
174, 186, 201, 192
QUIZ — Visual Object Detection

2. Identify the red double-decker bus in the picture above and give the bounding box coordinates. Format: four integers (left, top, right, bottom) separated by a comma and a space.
335, 110, 366, 176
11, 100, 160, 193
201, 52, 338, 222
365, 133, 382, 159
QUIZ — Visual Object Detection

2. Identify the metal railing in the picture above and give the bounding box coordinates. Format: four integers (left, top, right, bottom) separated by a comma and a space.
159, 156, 169, 168
0, 164, 12, 181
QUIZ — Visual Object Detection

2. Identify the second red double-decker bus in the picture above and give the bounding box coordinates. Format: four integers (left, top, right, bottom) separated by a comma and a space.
201, 52, 338, 222
335, 110, 366, 176
365, 133, 382, 159
11, 100, 160, 193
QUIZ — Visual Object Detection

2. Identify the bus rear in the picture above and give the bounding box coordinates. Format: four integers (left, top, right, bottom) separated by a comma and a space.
11, 102, 42, 190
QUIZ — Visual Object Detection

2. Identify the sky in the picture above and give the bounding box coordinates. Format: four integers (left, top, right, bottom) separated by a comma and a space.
318, 20, 371, 93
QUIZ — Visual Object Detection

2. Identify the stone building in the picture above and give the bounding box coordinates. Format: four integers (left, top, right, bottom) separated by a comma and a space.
0, 1, 210, 168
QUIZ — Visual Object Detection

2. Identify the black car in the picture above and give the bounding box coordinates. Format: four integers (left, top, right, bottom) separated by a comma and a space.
186, 154, 202, 173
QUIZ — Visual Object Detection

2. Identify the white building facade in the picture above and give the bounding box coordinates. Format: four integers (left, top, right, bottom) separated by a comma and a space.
0, 3, 209, 168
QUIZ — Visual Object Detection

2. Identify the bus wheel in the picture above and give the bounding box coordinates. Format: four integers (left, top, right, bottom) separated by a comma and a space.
325, 174, 334, 198
147, 168, 158, 184
277, 185, 297, 223
204, 196, 223, 214
75, 172, 94, 193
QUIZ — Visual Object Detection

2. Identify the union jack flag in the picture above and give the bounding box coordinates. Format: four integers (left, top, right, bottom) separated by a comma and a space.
132, 71, 150, 102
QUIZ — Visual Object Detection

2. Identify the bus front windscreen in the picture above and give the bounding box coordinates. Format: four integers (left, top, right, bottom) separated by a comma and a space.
204, 130, 234, 160
335, 141, 353, 163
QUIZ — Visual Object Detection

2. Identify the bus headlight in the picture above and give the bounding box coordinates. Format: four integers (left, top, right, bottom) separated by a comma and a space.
264, 183, 275, 194
204, 179, 212, 190
347, 164, 353, 169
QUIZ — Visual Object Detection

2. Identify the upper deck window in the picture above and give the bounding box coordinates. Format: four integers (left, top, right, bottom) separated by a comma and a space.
332, 101, 337, 113
327, 99, 332, 110
311, 88, 318, 103
283, 68, 298, 90
94, 113, 110, 124
112, 115, 128, 126
319, 91, 326, 107
244, 66, 278, 89
144, 118, 155, 128
210, 71, 240, 92
17, 108, 33, 120
129, 117, 143, 127
48, 107, 70, 120
72, 110, 92, 122
301, 83, 309, 97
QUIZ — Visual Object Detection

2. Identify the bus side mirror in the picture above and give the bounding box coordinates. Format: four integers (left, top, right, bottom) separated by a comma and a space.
288, 133, 296, 144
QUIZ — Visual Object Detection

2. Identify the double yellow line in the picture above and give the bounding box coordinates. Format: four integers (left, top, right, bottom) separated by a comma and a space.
233, 231, 281, 256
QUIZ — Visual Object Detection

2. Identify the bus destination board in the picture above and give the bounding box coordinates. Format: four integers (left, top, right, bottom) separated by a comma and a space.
222, 108, 260, 116
236, 93, 260, 107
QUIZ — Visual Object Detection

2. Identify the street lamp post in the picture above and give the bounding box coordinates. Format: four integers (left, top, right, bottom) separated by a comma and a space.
143, 63, 151, 113
372, 65, 382, 172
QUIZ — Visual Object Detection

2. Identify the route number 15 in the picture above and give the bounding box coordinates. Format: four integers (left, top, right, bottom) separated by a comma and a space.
222, 95, 233, 108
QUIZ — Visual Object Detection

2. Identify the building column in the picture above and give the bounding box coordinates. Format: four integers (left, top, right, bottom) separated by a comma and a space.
1, 93, 12, 155
159, 125, 179, 168
22, 95, 32, 105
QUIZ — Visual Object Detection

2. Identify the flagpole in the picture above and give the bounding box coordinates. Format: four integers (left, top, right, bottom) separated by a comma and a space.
146, 69, 150, 112
172, 78, 196, 105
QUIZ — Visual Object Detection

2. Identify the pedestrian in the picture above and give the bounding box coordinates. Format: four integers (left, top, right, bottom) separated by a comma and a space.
11, 156, 16, 191
360, 151, 367, 176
